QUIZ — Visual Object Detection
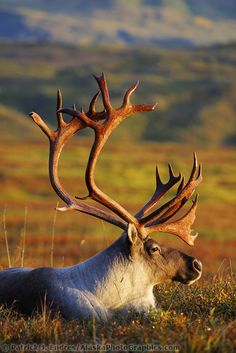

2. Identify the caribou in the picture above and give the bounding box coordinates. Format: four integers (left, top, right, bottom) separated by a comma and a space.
0, 74, 202, 320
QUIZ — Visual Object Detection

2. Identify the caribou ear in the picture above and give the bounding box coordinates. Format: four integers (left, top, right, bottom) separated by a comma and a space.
127, 223, 138, 245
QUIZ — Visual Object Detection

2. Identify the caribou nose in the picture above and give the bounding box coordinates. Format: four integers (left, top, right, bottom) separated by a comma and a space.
192, 259, 202, 273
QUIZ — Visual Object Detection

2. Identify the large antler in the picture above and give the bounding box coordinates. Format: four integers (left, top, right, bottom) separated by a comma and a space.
30, 74, 157, 231
30, 89, 127, 229
30, 73, 202, 247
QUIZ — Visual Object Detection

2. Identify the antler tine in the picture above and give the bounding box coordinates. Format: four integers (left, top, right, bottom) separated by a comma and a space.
29, 112, 56, 141
56, 89, 65, 128
93, 73, 113, 114
135, 163, 181, 219
120, 80, 159, 114
88, 91, 100, 115
121, 81, 139, 107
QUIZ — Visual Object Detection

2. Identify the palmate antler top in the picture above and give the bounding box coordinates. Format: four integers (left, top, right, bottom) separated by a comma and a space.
30, 73, 202, 246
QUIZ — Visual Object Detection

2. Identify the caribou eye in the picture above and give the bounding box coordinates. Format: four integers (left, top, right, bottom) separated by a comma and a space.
145, 239, 162, 255
148, 245, 161, 255
151, 246, 160, 253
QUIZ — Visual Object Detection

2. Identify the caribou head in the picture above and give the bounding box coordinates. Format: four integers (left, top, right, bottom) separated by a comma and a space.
0, 74, 202, 320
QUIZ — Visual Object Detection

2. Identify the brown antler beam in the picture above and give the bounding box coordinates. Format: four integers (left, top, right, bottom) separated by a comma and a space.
59, 73, 159, 227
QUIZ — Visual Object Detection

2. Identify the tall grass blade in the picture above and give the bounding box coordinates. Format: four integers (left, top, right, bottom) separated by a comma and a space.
3, 206, 12, 268
21, 205, 28, 267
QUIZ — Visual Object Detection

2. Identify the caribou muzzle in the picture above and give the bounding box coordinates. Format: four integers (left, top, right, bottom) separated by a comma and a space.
174, 256, 202, 285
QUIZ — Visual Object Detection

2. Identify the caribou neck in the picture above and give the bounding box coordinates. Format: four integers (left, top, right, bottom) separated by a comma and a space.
68, 234, 155, 311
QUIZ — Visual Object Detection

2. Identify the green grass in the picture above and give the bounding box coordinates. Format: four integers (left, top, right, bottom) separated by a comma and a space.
0, 274, 235, 352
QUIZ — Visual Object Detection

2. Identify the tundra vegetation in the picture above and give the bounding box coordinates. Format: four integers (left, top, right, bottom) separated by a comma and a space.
0, 43, 235, 352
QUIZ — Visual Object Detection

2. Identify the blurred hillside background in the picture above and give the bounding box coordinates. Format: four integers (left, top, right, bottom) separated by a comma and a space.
0, 0, 235, 271
0, 0, 236, 145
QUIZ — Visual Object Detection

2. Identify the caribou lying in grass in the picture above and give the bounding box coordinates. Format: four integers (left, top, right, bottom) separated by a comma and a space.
0, 74, 202, 320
